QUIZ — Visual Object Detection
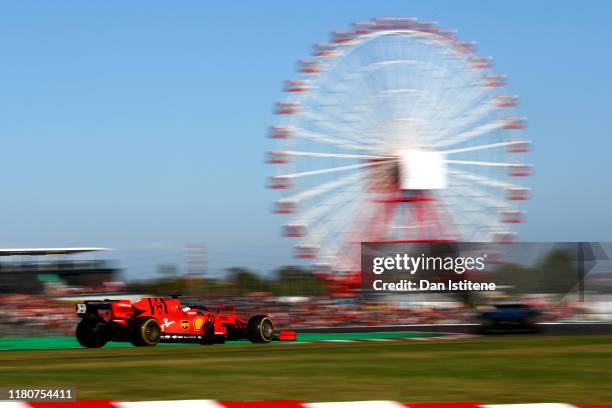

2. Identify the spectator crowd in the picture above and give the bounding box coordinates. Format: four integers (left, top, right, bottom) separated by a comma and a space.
0, 292, 591, 338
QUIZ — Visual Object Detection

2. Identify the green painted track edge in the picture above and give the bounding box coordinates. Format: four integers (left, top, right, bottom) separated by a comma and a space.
0, 331, 447, 351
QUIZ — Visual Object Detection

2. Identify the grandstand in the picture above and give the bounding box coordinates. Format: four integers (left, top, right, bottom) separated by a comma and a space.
0, 247, 119, 294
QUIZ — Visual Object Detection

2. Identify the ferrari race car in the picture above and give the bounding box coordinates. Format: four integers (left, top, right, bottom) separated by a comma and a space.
75, 296, 296, 348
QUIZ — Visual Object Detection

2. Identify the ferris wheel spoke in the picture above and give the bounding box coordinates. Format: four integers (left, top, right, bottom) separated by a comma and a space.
282, 150, 393, 160
416, 89, 490, 146
446, 204, 502, 234
460, 180, 521, 214
307, 204, 365, 260
299, 109, 379, 147
292, 187, 362, 225
446, 159, 530, 168
299, 193, 363, 249
434, 120, 505, 148
278, 159, 398, 179
318, 78, 439, 131
410, 65, 465, 127
281, 172, 362, 204
292, 127, 380, 152
446, 179, 510, 212
443, 140, 529, 155
434, 100, 498, 142
432, 87, 495, 134
301, 171, 395, 233
305, 202, 359, 248
332, 59, 440, 90
441, 193, 504, 240
449, 169, 523, 190
315, 182, 396, 259
330, 88, 434, 134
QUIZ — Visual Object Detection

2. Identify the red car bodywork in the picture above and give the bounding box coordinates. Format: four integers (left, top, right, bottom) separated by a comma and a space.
75, 297, 296, 347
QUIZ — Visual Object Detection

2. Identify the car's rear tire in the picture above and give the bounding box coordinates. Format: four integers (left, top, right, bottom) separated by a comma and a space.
199, 323, 216, 345
130, 317, 161, 347
247, 315, 274, 343
76, 318, 109, 348
522, 317, 539, 334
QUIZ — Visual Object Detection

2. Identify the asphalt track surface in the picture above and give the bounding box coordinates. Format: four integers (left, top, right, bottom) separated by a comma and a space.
297, 322, 612, 335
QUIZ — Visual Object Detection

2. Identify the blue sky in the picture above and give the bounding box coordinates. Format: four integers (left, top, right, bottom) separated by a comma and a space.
0, 1, 610, 280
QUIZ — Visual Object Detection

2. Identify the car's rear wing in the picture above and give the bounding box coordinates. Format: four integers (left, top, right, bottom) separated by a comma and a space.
76, 300, 118, 317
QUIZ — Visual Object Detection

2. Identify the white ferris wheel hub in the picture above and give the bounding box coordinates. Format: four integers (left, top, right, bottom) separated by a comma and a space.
399, 150, 447, 190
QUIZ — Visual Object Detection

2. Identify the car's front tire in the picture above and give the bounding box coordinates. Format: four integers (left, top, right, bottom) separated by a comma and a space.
247, 315, 274, 343
76, 318, 109, 348
130, 317, 161, 347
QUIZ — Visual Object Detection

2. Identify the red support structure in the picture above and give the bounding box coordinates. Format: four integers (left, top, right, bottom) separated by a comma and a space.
320, 188, 458, 295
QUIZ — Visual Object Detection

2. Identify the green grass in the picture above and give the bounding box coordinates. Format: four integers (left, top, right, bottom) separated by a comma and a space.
0, 336, 611, 404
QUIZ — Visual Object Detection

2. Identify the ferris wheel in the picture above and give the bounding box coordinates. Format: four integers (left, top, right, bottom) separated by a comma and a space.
267, 17, 531, 275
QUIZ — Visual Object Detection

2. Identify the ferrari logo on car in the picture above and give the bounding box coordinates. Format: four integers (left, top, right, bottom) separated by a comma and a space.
180, 320, 189, 330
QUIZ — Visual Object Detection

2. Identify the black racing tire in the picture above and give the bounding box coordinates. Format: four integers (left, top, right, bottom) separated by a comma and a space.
76, 318, 109, 348
130, 317, 161, 347
199, 324, 216, 345
477, 317, 496, 335
523, 317, 539, 334
247, 315, 274, 343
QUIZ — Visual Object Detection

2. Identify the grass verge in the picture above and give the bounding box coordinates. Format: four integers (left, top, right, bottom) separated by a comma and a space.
0, 335, 610, 403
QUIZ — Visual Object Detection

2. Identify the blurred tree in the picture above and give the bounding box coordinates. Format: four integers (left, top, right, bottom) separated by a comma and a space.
496, 263, 536, 294
273, 266, 325, 296
158, 263, 179, 276
227, 267, 267, 294
537, 249, 577, 295
127, 265, 328, 297
494, 249, 577, 296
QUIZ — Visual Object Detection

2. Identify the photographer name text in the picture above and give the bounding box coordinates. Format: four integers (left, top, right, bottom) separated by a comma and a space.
372, 279, 496, 292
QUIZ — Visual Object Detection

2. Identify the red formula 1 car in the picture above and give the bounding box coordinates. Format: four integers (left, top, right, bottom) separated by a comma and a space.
75, 296, 296, 348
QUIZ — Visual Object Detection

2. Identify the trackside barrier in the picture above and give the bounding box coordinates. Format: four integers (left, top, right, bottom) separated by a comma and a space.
0, 401, 610, 408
